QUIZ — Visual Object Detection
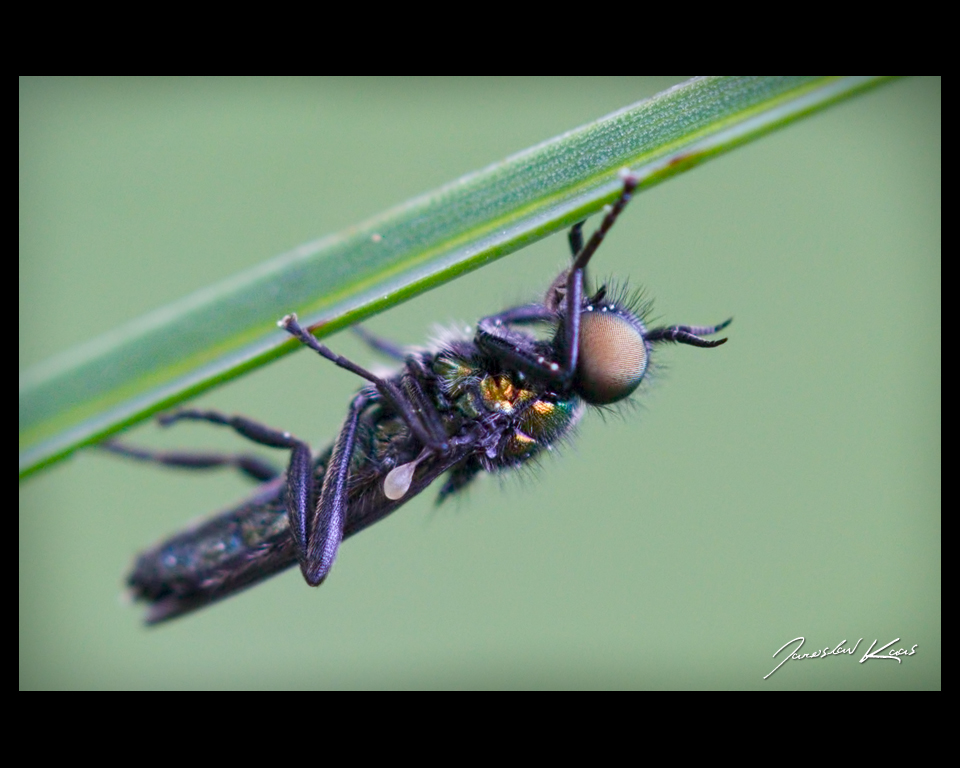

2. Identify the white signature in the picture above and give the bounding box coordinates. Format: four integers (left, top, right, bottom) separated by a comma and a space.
764, 637, 918, 679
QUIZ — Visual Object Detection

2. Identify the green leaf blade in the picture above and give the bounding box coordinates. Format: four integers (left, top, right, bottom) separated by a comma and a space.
19, 76, 892, 478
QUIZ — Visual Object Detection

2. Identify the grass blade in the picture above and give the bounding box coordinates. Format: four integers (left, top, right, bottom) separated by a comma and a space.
19, 76, 891, 478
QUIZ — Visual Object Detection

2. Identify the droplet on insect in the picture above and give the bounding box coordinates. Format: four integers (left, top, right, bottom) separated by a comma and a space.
384, 460, 418, 500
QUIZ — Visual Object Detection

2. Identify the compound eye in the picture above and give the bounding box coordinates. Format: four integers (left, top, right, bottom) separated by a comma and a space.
576, 310, 648, 405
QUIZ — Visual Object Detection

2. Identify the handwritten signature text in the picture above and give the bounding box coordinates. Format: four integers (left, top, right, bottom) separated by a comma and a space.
764, 636, 917, 679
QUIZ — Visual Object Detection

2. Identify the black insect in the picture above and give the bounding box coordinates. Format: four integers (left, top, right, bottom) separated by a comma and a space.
110, 174, 730, 623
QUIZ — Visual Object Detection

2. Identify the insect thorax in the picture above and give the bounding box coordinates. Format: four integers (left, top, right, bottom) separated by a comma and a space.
432, 347, 580, 465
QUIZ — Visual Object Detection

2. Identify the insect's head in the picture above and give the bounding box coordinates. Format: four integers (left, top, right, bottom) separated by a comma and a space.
548, 276, 650, 407
488, 172, 728, 410
543, 181, 651, 407
542, 171, 729, 406
573, 289, 650, 406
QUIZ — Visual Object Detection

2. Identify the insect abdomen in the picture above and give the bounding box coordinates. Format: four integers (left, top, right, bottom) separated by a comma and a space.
129, 481, 298, 623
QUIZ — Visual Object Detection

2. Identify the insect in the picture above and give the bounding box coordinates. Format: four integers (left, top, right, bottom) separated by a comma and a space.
109, 174, 730, 623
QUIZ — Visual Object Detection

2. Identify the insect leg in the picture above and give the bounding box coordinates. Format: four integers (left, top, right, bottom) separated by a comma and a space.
157, 409, 315, 558
304, 390, 371, 586
436, 455, 483, 504
568, 221, 585, 258
100, 439, 279, 482
280, 314, 445, 451
481, 304, 556, 326
475, 175, 641, 389
475, 316, 568, 383
402, 357, 453, 446
352, 326, 407, 361
473, 305, 559, 379
645, 318, 732, 347
559, 173, 639, 376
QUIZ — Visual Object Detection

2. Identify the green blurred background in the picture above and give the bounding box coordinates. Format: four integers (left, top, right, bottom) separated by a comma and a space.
19, 77, 940, 689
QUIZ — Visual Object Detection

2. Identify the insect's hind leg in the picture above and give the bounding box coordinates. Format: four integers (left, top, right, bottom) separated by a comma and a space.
156, 409, 315, 560
303, 389, 372, 586
352, 326, 407, 361
100, 439, 280, 482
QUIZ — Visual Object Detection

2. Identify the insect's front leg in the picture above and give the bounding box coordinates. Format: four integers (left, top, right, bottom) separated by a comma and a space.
477, 174, 642, 390
303, 390, 372, 586
475, 303, 568, 388
155, 409, 315, 561
645, 318, 732, 348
